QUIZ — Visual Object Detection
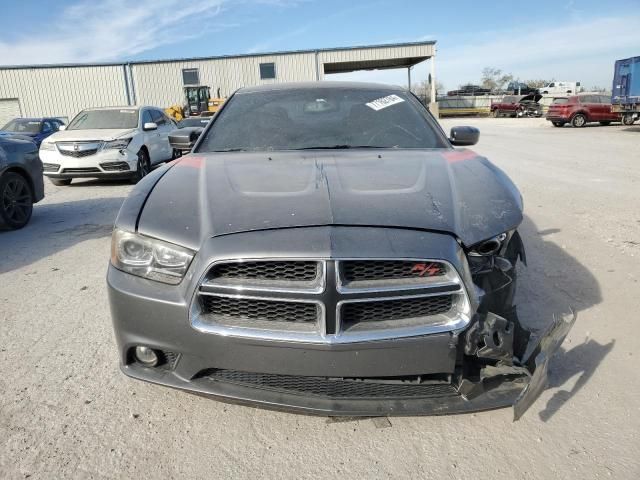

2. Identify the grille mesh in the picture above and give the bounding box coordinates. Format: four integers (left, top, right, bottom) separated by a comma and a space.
342, 260, 446, 282
202, 369, 457, 399
200, 296, 318, 324
61, 167, 101, 173
210, 261, 318, 282
342, 296, 453, 324
59, 149, 98, 158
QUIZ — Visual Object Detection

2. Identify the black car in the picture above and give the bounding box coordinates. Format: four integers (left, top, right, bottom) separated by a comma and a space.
446, 84, 492, 96
0, 136, 44, 229
108, 82, 574, 419
177, 117, 211, 129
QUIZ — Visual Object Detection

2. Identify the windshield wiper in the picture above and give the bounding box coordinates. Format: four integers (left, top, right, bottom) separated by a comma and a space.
211, 148, 248, 152
292, 145, 394, 150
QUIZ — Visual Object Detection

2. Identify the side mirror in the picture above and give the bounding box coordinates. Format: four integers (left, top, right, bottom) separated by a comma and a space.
143, 122, 158, 131
450, 126, 479, 146
58, 125, 66, 131
168, 127, 203, 152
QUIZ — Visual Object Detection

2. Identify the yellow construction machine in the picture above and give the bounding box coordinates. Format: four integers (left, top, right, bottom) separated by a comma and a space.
165, 86, 226, 122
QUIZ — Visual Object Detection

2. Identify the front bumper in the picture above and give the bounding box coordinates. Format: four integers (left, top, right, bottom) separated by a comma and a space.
108, 227, 574, 418
40, 147, 137, 178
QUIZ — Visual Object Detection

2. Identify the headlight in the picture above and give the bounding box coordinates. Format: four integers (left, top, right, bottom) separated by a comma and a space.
40, 142, 55, 151
103, 138, 132, 150
469, 233, 508, 256
110, 229, 195, 284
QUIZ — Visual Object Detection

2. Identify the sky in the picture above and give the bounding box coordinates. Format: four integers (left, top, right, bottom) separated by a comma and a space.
1, 0, 639, 91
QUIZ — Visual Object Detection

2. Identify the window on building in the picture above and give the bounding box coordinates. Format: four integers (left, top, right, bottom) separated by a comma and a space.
182, 68, 200, 85
259, 63, 276, 80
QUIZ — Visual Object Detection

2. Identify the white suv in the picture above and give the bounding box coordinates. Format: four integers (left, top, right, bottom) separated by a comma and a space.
40, 106, 178, 185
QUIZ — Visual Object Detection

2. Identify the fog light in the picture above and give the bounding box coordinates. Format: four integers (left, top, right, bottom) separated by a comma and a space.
135, 346, 159, 367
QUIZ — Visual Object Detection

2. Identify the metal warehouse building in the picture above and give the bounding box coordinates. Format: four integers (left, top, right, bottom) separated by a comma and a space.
0, 41, 436, 126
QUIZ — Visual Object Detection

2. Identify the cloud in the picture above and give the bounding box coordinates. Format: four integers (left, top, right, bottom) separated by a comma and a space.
328, 14, 640, 91
0, 0, 301, 65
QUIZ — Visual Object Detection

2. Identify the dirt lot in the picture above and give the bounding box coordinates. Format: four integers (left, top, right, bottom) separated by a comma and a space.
1, 117, 639, 479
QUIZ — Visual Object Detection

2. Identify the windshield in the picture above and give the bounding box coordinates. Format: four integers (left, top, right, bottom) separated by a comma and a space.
1, 119, 41, 133
552, 98, 569, 104
67, 109, 139, 130
197, 87, 447, 152
179, 118, 210, 128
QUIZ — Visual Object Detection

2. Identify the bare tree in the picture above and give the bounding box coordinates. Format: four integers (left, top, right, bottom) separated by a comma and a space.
522, 79, 550, 89
481, 67, 514, 92
410, 79, 445, 105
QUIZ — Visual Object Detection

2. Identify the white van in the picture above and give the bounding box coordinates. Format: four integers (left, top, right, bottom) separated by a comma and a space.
538, 81, 580, 95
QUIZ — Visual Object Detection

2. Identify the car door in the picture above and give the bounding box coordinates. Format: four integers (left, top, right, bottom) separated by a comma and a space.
600, 96, 618, 121
150, 109, 173, 162
140, 109, 162, 163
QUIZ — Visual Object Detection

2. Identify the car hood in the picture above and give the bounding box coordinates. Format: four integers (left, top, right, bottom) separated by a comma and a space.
47, 128, 136, 142
137, 149, 523, 250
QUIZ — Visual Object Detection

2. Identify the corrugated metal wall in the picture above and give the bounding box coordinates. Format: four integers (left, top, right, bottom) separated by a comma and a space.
0, 65, 127, 121
131, 52, 317, 108
0, 43, 435, 119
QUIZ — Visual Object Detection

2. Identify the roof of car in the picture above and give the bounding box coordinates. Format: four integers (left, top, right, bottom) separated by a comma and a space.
80, 106, 156, 111
237, 81, 404, 94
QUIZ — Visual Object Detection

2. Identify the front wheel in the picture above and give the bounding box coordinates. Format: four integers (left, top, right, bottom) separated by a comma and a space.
622, 114, 636, 126
0, 172, 33, 230
130, 149, 151, 184
492, 109, 499, 118
571, 113, 587, 128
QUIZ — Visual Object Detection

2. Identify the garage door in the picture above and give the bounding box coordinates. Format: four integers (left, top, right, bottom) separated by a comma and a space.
0, 98, 22, 128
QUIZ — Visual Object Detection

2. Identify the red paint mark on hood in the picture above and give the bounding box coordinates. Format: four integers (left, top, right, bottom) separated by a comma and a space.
174, 155, 204, 169
442, 149, 477, 164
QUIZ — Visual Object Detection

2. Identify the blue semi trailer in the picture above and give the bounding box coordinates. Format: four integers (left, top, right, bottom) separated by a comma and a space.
612, 56, 640, 125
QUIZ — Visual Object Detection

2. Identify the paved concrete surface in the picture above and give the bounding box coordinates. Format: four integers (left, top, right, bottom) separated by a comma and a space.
1, 117, 639, 479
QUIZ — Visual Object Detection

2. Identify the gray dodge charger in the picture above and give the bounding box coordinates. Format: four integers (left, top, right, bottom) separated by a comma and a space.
108, 82, 574, 419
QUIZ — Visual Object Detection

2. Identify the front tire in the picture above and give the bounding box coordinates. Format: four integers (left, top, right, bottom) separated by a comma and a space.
571, 113, 587, 128
622, 114, 636, 126
49, 178, 72, 186
0, 172, 33, 230
492, 109, 499, 118
130, 148, 151, 184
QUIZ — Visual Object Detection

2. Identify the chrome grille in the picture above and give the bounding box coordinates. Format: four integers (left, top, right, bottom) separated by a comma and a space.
56, 141, 101, 158
59, 149, 98, 158
193, 258, 470, 343
200, 296, 319, 324
342, 295, 453, 325
342, 260, 447, 281
210, 261, 318, 281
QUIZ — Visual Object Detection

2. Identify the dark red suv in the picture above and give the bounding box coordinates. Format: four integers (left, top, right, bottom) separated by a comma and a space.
546, 94, 621, 127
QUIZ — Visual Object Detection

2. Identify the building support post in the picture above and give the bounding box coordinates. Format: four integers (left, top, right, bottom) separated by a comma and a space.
407, 66, 412, 91
429, 54, 438, 117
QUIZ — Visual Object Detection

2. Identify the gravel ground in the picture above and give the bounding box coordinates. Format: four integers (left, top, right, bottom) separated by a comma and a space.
1, 117, 639, 479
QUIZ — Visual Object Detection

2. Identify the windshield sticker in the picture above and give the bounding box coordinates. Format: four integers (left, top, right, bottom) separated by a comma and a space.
366, 94, 405, 111
28, 121, 40, 125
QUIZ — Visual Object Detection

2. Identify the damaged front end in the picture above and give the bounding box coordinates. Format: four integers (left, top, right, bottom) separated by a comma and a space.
457, 231, 576, 420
